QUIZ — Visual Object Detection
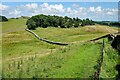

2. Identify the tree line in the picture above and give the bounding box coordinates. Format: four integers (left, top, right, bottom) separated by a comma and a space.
95, 21, 120, 27
26, 14, 95, 30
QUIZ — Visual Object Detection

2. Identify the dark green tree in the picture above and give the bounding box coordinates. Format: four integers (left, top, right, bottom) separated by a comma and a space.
0, 16, 8, 22
26, 19, 37, 30
26, 14, 95, 30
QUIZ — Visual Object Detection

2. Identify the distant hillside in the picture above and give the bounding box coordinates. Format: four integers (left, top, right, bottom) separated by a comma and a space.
95, 21, 120, 27
15, 16, 30, 19
10, 16, 30, 19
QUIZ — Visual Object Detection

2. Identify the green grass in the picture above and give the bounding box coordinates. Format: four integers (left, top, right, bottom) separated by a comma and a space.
2, 42, 101, 78
2, 19, 27, 33
1, 18, 119, 78
2, 30, 59, 59
100, 40, 118, 78
33, 27, 108, 42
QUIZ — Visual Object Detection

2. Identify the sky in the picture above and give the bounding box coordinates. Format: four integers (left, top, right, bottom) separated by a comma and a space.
0, 1, 119, 21
1, 0, 120, 2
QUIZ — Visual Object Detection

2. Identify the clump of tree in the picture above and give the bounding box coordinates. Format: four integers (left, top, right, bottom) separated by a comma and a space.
26, 14, 95, 30
81, 18, 95, 26
0, 16, 8, 22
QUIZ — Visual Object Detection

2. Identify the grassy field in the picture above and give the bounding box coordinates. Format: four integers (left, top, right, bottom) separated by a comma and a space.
1, 18, 119, 78
100, 41, 118, 78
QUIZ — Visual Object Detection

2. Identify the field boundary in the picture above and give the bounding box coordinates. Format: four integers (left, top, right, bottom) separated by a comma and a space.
94, 39, 105, 79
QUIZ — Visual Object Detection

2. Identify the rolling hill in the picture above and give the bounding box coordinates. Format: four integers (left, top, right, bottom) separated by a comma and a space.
1, 18, 119, 78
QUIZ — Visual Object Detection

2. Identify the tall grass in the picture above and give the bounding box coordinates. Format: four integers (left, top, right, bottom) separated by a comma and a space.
2, 42, 102, 78
100, 39, 118, 78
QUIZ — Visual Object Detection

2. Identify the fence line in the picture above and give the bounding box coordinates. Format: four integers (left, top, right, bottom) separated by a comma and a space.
94, 39, 105, 80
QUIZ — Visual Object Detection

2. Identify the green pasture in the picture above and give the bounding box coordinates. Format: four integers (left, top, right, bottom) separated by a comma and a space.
1, 18, 118, 78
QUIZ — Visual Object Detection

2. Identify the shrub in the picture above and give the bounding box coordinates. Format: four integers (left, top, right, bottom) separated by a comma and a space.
0, 15, 8, 22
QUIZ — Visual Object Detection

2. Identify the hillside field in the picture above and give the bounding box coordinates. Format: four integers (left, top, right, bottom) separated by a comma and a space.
1, 18, 119, 78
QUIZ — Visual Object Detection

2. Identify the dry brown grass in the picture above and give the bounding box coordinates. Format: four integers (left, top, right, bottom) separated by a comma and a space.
83, 24, 118, 34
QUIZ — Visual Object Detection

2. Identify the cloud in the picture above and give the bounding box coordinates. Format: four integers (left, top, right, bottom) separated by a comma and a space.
1, 3, 118, 21
0, 4, 9, 10
88, 6, 102, 13
49, 4, 64, 13
9, 10, 21, 17
106, 8, 118, 16
107, 12, 113, 15
89, 7, 95, 12
25, 3, 38, 9
67, 8, 72, 13
31, 3, 65, 15
41, 3, 49, 8
96, 6, 102, 12
72, 4, 79, 8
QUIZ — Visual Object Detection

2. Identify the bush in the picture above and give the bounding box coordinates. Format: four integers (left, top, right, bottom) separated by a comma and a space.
26, 19, 37, 30
0, 16, 8, 22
